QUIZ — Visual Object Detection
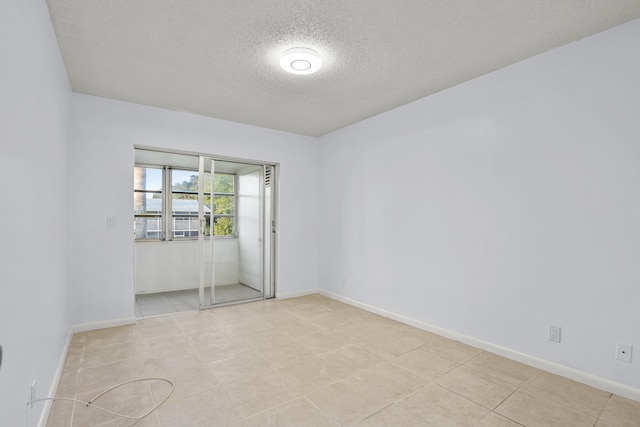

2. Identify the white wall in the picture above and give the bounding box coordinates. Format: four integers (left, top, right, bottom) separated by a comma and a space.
0, 1, 71, 426
135, 239, 239, 293
319, 19, 640, 392
69, 93, 319, 324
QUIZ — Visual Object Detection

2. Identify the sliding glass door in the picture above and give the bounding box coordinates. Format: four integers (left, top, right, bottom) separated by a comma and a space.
198, 158, 275, 309
197, 156, 215, 307
134, 148, 276, 315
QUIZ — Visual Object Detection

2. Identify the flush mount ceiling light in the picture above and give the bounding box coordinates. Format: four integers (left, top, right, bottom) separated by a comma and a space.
280, 47, 322, 75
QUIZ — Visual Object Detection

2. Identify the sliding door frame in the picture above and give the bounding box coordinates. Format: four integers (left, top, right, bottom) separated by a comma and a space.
134, 145, 278, 310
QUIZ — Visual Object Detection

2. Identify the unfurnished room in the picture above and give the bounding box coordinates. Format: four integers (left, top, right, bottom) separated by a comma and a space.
2, 1, 640, 426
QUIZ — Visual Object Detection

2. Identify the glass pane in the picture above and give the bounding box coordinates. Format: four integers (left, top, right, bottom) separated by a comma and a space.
134, 193, 162, 215
134, 166, 162, 191
203, 172, 212, 194
171, 194, 207, 214
202, 173, 234, 194
214, 195, 234, 215
134, 217, 162, 239
172, 169, 198, 192
213, 217, 235, 236
172, 216, 200, 239
214, 173, 234, 193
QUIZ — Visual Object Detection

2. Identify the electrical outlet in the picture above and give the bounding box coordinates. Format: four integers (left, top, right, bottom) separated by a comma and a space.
616, 343, 633, 363
30, 379, 37, 409
549, 326, 561, 343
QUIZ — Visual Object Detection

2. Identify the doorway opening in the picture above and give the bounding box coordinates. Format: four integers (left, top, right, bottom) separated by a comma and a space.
133, 148, 277, 318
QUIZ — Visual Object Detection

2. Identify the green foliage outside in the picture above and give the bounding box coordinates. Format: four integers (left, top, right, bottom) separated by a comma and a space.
172, 172, 235, 236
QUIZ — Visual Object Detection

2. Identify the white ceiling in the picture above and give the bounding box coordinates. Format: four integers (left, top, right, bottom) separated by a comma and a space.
47, 1, 640, 137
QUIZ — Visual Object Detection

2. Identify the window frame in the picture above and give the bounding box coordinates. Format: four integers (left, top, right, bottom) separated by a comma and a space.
134, 164, 164, 240
133, 164, 237, 241
167, 167, 200, 240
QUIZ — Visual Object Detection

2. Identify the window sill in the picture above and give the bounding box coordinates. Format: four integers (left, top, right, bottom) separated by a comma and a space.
134, 236, 238, 243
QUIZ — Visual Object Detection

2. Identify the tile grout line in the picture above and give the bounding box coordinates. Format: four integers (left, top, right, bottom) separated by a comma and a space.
49, 295, 640, 426
591, 393, 613, 427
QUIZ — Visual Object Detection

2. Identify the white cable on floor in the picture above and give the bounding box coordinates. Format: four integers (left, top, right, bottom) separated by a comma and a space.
31, 377, 174, 420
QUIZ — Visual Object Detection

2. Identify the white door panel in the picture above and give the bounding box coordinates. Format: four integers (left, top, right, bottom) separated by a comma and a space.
237, 169, 262, 291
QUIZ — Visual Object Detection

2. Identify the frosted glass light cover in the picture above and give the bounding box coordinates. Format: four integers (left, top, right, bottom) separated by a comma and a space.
280, 48, 321, 75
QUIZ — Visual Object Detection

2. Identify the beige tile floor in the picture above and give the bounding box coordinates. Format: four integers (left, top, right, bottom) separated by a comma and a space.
47, 294, 640, 426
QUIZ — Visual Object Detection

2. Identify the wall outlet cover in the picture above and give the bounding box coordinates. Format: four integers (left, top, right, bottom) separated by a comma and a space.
549, 326, 561, 343
616, 343, 633, 363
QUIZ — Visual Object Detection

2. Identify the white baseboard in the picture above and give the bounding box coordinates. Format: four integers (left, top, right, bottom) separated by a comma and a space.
319, 289, 640, 402
71, 317, 137, 334
136, 285, 196, 294
38, 331, 73, 427
276, 288, 319, 300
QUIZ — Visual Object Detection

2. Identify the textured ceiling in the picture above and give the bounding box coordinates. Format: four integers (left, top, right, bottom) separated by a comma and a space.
47, 1, 640, 137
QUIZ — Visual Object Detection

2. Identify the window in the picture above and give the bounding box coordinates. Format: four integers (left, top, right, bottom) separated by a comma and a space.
170, 169, 201, 238
134, 166, 163, 239
134, 166, 236, 240
213, 173, 235, 236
